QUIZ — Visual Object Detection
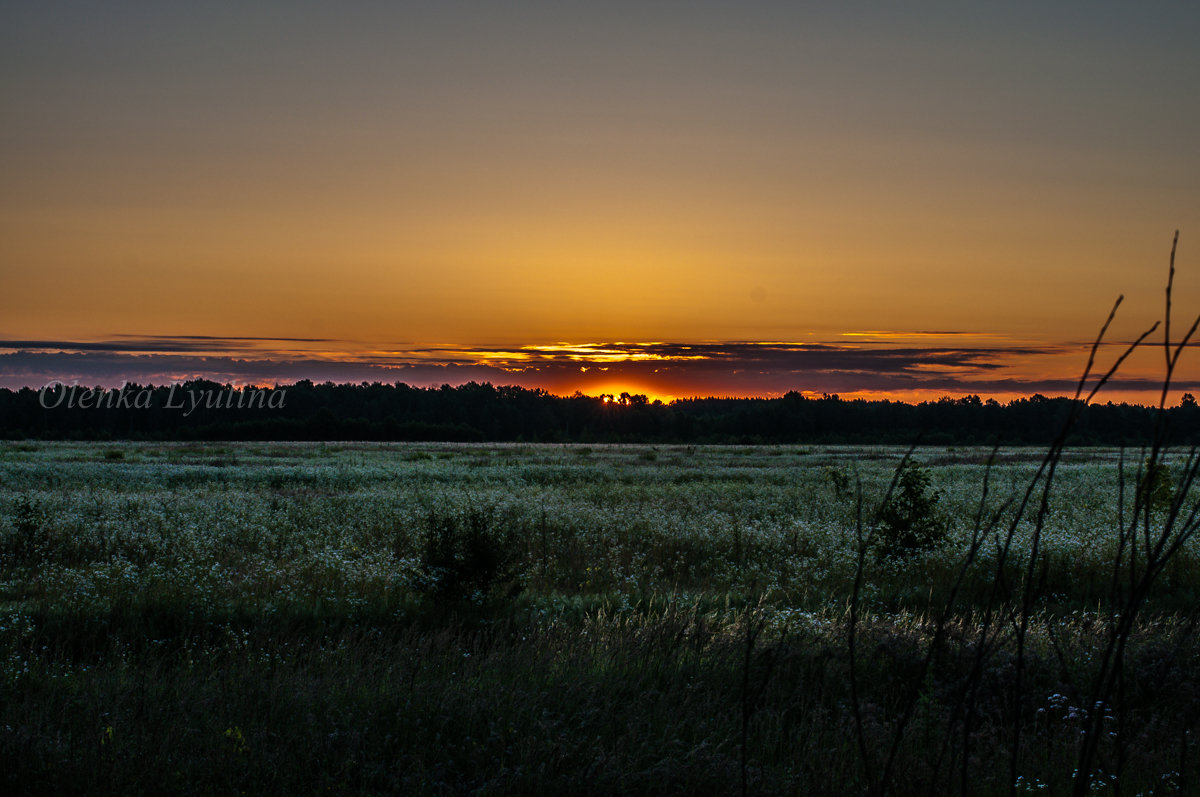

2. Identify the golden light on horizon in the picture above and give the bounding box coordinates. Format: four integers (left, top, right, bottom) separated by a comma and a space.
1, 6, 1197, 401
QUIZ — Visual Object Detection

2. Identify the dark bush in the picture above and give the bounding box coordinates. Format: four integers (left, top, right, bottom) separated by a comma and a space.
824, 465, 852, 500
2, 494, 45, 565
874, 460, 947, 559
414, 505, 519, 604
1137, 456, 1174, 513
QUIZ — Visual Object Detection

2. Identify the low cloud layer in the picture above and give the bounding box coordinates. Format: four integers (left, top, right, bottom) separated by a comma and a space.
0, 337, 1193, 401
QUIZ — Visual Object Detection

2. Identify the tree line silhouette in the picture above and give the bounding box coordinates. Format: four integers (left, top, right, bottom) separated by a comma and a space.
1, 380, 1198, 445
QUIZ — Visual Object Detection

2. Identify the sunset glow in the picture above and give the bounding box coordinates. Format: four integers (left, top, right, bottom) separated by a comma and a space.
2, 4, 1198, 404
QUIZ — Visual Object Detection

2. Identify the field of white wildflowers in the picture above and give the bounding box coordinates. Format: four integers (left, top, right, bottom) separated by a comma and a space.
0, 441, 1196, 794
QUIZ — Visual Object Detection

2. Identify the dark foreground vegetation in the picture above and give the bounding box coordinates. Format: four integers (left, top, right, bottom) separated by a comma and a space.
0, 438, 1197, 795
3, 379, 1200, 445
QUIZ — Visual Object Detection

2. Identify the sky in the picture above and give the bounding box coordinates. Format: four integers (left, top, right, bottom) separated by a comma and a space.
2, 2, 1199, 403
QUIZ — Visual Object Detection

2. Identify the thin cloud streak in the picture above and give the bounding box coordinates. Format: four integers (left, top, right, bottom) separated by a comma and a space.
0, 336, 339, 354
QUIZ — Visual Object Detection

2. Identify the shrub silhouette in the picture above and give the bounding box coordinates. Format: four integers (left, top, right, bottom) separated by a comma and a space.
1137, 456, 1174, 513
824, 465, 852, 500
874, 459, 947, 559
2, 494, 46, 566
415, 505, 517, 604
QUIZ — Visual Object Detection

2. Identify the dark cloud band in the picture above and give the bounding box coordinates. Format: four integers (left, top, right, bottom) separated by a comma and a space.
0, 338, 1192, 399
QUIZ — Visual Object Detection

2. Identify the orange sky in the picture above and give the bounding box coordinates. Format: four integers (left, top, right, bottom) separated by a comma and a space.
2, 4, 1198, 403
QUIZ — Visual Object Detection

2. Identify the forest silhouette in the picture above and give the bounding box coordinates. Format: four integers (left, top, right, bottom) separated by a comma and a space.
3, 380, 1198, 445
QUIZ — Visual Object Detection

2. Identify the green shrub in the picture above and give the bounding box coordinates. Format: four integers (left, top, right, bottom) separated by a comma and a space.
874, 459, 947, 559
413, 505, 519, 604
2, 494, 46, 565
1137, 457, 1174, 513
824, 465, 852, 500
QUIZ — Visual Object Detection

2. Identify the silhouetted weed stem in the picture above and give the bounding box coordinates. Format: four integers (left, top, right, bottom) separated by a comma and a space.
842, 233, 1198, 797
1070, 232, 1200, 796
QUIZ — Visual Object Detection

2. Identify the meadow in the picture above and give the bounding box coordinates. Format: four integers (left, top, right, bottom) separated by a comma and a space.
1, 440, 1197, 795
